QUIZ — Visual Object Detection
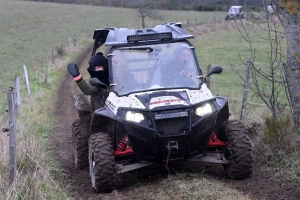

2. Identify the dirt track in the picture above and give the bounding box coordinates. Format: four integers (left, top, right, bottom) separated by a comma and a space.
51, 36, 300, 200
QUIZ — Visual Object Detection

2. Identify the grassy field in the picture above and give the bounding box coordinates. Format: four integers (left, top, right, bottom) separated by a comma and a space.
1, 0, 297, 199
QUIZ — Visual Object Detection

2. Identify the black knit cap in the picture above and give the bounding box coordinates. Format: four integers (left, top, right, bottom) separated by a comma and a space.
92, 52, 108, 68
87, 52, 109, 87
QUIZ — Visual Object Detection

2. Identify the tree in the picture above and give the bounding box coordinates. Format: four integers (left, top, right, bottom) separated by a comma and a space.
136, 0, 163, 28
272, 0, 300, 126
229, 20, 288, 121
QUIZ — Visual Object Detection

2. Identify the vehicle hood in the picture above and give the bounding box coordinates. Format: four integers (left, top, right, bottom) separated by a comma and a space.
105, 84, 214, 114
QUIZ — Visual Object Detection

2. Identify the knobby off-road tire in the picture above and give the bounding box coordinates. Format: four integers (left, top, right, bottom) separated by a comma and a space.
89, 132, 116, 193
223, 120, 253, 179
72, 119, 89, 169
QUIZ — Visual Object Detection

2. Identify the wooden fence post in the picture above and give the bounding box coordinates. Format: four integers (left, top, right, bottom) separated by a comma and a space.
7, 87, 17, 188
61, 43, 64, 59
23, 65, 30, 97
51, 46, 55, 63
44, 60, 51, 84
214, 12, 216, 24
206, 63, 211, 89
35, 70, 38, 95
68, 37, 72, 48
14, 76, 20, 116
240, 59, 251, 123
73, 34, 77, 47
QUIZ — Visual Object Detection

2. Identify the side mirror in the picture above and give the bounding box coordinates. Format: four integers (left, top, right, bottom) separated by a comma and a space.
90, 77, 108, 88
206, 66, 222, 77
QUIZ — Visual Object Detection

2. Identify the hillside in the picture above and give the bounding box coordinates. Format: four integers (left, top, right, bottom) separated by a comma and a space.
23, 0, 264, 9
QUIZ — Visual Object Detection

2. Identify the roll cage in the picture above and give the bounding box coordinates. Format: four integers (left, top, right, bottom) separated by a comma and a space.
90, 22, 194, 63
89, 22, 204, 96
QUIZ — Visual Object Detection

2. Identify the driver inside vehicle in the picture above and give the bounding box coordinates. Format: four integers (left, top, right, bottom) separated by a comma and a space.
175, 47, 193, 75
150, 46, 196, 87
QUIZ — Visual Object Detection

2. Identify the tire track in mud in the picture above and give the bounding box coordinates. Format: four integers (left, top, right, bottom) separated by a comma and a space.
50, 44, 97, 199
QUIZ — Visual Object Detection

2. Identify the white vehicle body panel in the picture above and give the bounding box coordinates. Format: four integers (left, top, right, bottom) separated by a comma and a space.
105, 83, 214, 115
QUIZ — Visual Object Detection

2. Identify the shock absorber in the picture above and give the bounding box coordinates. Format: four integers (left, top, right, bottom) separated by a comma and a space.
114, 135, 134, 156
209, 132, 228, 147
117, 135, 128, 151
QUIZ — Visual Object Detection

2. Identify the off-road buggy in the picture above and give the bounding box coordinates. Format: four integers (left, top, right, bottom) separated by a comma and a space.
71, 22, 252, 193
225, 6, 244, 20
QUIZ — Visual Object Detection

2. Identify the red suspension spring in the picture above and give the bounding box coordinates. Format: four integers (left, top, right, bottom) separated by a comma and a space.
115, 135, 134, 156
117, 135, 128, 151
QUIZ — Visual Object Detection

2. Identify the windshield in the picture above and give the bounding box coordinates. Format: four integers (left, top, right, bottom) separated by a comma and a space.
229, 7, 241, 14
109, 42, 202, 95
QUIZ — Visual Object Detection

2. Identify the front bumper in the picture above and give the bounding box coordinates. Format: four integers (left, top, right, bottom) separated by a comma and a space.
116, 109, 217, 163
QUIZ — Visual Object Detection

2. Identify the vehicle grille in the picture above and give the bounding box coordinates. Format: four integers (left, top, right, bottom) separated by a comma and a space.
155, 117, 188, 136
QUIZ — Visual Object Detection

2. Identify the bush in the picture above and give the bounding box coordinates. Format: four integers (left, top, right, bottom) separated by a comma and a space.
247, 6, 263, 12
252, 115, 299, 173
56, 45, 65, 59
192, 4, 223, 12
252, 116, 300, 185
262, 115, 295, 152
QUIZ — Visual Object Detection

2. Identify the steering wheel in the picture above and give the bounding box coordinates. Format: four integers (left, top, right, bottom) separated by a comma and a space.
163, 74, 180, 86
179, 70, 192, 77
164, 73, 194, 86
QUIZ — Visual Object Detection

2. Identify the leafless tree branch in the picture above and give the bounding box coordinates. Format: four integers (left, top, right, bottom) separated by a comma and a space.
229, 16, 290, 119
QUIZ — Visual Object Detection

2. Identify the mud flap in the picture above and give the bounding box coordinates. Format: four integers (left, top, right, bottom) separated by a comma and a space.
74, 93, 92, 111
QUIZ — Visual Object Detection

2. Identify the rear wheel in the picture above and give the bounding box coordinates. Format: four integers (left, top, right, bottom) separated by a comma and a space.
89, 133, 116, 193
222, 120, 253, 179
72, 119, 89, 169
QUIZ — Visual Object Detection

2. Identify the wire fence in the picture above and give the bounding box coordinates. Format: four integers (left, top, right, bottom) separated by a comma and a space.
205, 63, 289, 124
0, 34, 81, 190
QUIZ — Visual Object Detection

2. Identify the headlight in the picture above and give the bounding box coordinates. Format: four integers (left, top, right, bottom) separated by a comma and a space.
195, 103, 213, 117
125, 111, 145, 123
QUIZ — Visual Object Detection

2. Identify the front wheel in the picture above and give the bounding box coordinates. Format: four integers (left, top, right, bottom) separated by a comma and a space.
89, 133, 116, 193
222, 120, 253, 179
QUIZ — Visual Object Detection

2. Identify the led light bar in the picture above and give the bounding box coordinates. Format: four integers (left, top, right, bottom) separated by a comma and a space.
127, 32, 172, 42
154, 111, 188, 120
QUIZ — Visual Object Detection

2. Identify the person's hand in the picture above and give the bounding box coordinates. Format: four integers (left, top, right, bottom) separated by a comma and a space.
67, 63, 80, 78
179, 70, 193, 77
